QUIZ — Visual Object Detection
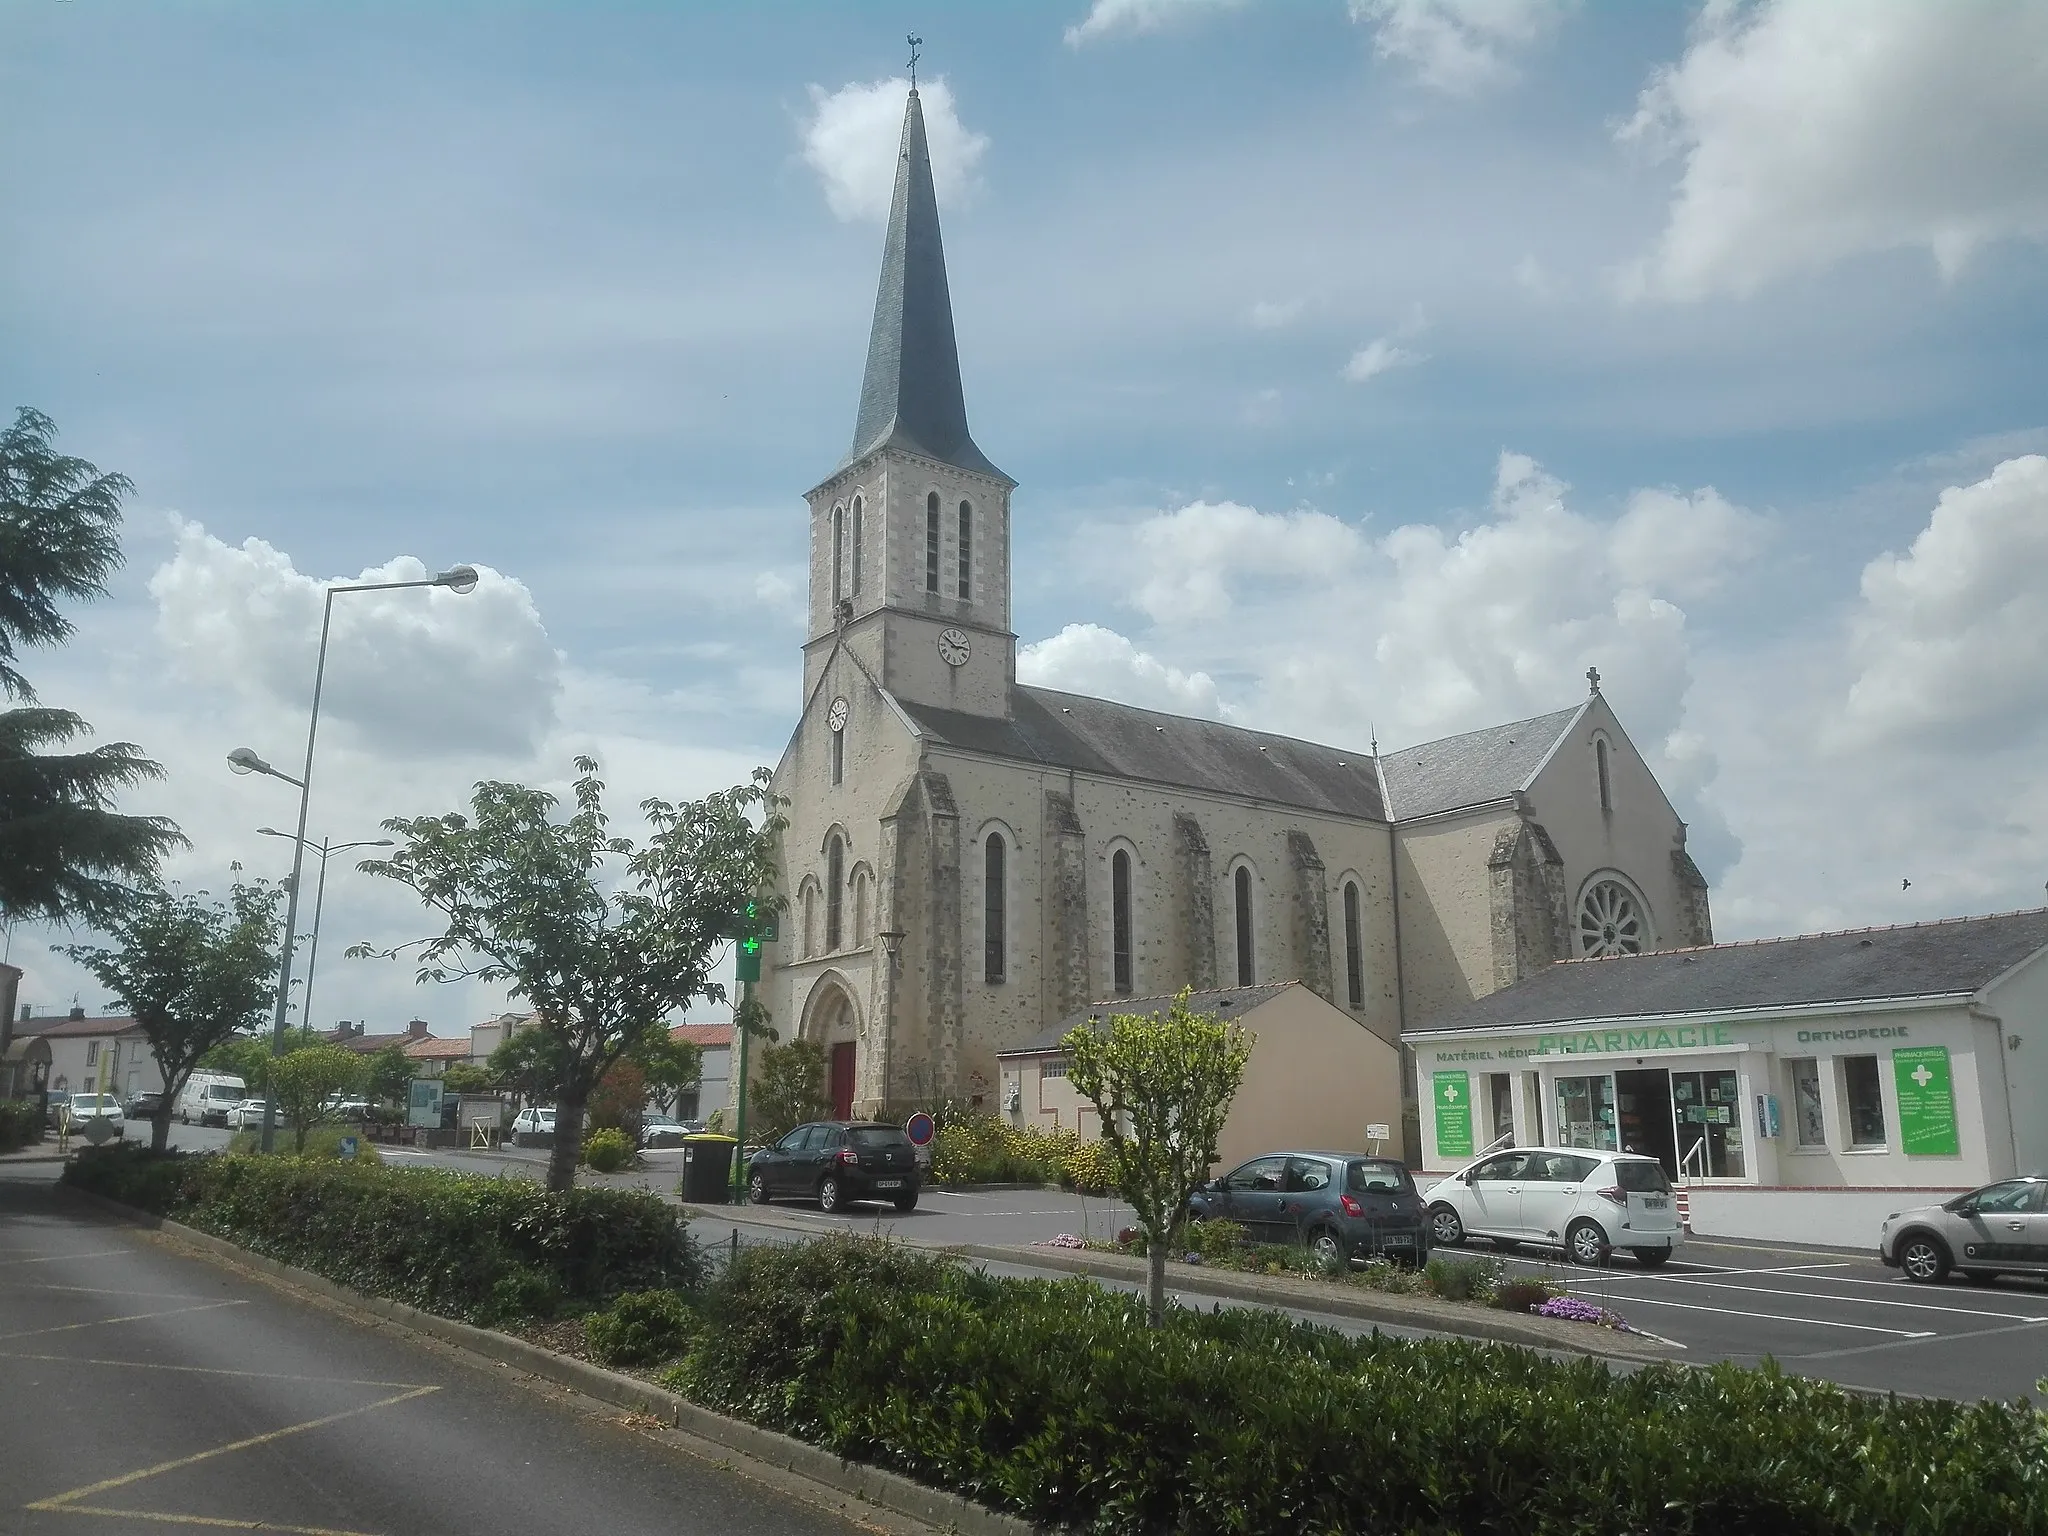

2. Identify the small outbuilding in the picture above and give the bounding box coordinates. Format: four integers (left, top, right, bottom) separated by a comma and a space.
1406, 908, 2048, 1247
997, 982, 1406, 1174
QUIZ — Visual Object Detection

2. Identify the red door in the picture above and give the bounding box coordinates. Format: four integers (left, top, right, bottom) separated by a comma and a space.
829, 1043, 856, 1120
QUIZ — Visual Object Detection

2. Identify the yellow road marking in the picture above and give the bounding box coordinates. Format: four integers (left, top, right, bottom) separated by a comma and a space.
0, 1249, 129, 1268
0, 1299, 246, 1342
26, 1384, 439, 1514
0, 1351, 431, 1388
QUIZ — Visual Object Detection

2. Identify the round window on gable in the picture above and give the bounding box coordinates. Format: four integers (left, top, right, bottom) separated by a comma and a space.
1577, 879, 1646, 957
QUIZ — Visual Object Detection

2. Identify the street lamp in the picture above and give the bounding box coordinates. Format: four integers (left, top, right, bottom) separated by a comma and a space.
227, 563, 477, 1153
257, 828, 394, 1038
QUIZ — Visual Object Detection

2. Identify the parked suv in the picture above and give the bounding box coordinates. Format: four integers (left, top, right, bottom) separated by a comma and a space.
1187, 1152, 1430, 1267
1880, 1175, 2047, 1284
1423, 1147, 1681, 1267
747, 1121, 920, 1212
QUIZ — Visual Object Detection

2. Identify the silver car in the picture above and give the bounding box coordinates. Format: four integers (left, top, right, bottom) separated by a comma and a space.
1880, 1175, 2047, 1283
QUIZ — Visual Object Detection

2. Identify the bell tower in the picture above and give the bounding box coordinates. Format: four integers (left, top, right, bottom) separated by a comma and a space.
802, 86, 1016, 721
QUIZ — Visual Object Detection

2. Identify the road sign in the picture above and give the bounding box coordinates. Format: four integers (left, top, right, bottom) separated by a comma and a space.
1365, 1123, 1391, 1142
338, 1135, 359, 1160
82, 1117, 115, 1145
904, 1111, 935, 1147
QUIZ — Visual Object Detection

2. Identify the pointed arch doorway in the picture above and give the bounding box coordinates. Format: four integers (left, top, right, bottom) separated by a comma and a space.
803, 977, 861, 1120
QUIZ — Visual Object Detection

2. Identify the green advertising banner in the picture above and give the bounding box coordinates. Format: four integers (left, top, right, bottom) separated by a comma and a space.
1892, 1046, 1960, 1157
1432, 1070, 1473, 1159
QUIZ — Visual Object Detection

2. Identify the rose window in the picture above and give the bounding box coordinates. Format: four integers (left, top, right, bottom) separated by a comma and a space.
1577, 880, 1646, 957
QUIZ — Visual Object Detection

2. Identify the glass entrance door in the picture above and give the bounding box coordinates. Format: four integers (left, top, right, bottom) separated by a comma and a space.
1671, 1069, 1745, 1178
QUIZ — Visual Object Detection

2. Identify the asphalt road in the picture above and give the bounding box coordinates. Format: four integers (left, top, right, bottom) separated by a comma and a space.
163, 1128, 2048, 1400
0, 1168, 919, 1536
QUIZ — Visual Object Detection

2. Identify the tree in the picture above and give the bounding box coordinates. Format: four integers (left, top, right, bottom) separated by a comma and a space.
0, 408, 183, 924
60, 875, 284, 1151
1063, 990, 1254, 1327
587, 1058, 647, 1143
354, 759, 783, 1191
265, 1043, 364, 1154
439, 1062, 494, 1096
748, 1039, 828, 1144
199, 1026, 319, 1089
364, 1042, 415, 1107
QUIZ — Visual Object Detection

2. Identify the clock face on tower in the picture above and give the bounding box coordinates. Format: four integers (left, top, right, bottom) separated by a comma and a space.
937, 628, 971, 667
827, 696, 849, 732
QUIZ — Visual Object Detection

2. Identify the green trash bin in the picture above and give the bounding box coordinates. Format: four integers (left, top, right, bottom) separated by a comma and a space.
679, 1134, 737, 1204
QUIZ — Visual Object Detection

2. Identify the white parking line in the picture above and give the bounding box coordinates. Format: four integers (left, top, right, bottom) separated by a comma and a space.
1595, 1292, 1934, 1338
1578, 1274, 2048, 1323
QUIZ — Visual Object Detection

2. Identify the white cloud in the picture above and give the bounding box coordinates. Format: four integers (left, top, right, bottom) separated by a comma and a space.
1065, 0, 1247, 48
148, 521, 560, 760
1248, 297, 1304, 330
1836, 454, 2048, 750
1018, 623, 1235, 719
1342, 336, 1425, 383
1611, 485, 1771, 600
1126, 500, 1366, 624
801, 77, 988, 224
1351, 0, 1572, 94
1619, 1, 2048, 300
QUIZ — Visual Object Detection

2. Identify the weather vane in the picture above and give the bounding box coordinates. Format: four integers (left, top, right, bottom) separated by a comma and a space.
907, 33, 923, 88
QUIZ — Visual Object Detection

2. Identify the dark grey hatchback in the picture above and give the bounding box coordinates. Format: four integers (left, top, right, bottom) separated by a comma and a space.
746, 1121, 921, 1212
1187, 1151, 1430, 1267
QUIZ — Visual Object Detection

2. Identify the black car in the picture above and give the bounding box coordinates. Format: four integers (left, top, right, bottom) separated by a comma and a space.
747, 1121, 920, 1213
1187, 1151, 1431, 1268
123, 1091, 165, 1121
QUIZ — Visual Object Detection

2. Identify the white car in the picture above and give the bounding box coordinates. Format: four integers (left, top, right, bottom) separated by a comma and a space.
227, 1098, 273, 1131
512, 1107, 556, 1136
1422, 1146, 1683, 1268
65, 1094, 125, 1139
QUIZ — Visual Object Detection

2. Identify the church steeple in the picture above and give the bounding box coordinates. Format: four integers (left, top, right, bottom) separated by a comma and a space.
841, 88, 1008, 484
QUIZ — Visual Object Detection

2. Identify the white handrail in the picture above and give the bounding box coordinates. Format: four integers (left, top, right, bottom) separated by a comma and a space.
1678, 1138, 1709, 1181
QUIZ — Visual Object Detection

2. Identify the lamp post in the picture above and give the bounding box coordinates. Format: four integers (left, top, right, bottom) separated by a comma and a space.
256, 829, 394, 1038
229, 564, 477, 1153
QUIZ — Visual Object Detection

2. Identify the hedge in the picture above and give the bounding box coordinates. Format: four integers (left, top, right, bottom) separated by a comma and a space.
0, 1098, 43, 1152
64, 1144, 697, 1323
928, 1113, 1117, 1194
672, 1236, 2048, 1536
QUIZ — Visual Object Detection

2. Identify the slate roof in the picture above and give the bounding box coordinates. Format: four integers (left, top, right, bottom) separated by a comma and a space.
1411, 908, 2048, 1035
897, 686, 1387, 820
998, 982, 1297, 1056
837, 89, 1007, 484
1377, 706, 1583, 821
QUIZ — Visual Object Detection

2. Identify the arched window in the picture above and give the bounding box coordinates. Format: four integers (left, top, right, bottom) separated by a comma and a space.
853, 872, 868, 946
1343, 881, 1364, 1010
984, 833, 1006, 984
850, 495, 864, 595
1233, 865, 1255, 987
826, 835, 845, 951
957, 501, 972, 601
1112, 849, 1134, 995
830, 724, 844, 786
1578, 877, 1647, 957
831, 505, 844, 607
925, 492, 941, 593
1595, 738, 1613, 814
802, 885, 816, 959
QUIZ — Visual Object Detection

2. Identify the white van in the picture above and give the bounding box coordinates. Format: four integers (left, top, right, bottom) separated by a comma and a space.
177, 1073, 248, 1127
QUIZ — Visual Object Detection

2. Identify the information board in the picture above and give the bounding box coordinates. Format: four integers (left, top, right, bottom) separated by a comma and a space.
1432, 1070, 1473, 1159
1892, 1046, 1960, 1157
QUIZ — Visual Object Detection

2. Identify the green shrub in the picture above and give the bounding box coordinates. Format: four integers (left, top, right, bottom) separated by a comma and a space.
227, 1126, 383, 1163
1422, 1253, 1499, 1302
1492, 1277, 1559, 1314
1357, 1256, 1420, 1294
1184, 1218, 1245, 1263
675, 1233, 2048, 1535
0, 1098, 43, 1152
586, 1289, 698, 1368
64, 1145, 697, 1323
582, 1127, 631, 1173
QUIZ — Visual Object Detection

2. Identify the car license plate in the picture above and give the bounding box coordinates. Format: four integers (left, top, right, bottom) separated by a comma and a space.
876, 1179, 902, 1189
1381, 1234, 1414, 1246
1643, 1197, 1669, 1209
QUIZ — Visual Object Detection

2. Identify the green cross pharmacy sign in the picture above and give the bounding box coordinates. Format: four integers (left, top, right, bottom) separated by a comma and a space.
1892, 1046, 1960, 1157
1433, 1070, 1473, 1159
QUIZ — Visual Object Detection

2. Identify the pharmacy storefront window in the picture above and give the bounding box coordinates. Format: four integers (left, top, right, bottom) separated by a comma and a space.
1673, 1069, 1745, 1178
1554, 1075, 1617, 1151
1844, 1055, 1887, 1148
1788, 1057, 1826, 1148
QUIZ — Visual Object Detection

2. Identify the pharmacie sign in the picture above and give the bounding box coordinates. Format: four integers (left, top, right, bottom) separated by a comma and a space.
1534, 1024, 1738, 1056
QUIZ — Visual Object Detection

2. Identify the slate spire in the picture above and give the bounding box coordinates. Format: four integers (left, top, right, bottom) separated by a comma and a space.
841, 88, 1008, 483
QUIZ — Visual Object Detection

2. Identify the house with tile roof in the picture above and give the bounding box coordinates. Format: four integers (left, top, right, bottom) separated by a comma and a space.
1406, 908, 2048, 1245
760, 89, 1710, 1156
13, 1008, 162, 1104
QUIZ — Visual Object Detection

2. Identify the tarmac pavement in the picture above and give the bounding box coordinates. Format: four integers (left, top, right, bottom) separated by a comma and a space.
0, 1167, 933, 1536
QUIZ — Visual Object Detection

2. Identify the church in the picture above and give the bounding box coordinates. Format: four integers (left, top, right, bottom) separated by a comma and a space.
760, 88, 1713, 1157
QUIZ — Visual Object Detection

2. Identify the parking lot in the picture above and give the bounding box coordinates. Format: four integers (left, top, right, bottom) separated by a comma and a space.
154, 1127, 2047, 1400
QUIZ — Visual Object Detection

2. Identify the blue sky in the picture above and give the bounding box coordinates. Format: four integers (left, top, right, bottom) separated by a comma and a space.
5, 1, 2047, 1031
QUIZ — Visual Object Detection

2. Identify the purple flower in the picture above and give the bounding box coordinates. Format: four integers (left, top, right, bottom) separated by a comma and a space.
1537, 1295, 1629, 1329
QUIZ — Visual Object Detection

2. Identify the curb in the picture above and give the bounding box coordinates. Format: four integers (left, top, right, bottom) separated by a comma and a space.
682, 1202, 1673, 1362
60, 1185, 1036, 1536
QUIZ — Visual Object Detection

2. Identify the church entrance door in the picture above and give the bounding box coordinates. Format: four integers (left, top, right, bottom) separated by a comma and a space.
830, 1042, 856, 1120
